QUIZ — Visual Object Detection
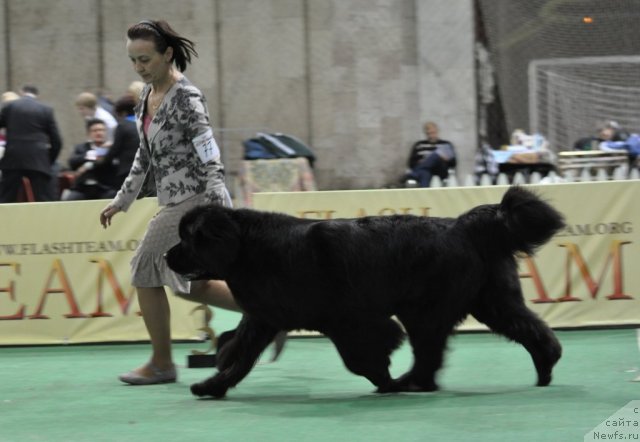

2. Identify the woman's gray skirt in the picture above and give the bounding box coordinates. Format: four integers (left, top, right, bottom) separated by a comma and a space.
130, 194, 207, 294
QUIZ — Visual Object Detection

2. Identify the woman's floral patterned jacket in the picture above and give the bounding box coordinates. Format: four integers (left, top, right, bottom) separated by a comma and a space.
111, 76, 229, 212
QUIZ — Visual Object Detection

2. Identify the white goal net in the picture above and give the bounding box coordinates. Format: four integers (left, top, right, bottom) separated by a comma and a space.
478, 0, 640, 151
529, 56, 640, 151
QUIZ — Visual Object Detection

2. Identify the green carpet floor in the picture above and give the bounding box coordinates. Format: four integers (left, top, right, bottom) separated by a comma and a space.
1, 329, 638, 442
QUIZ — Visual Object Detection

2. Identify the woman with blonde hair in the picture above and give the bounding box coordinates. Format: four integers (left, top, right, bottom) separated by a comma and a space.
126, 81, 145, 104
1, 91, 19, 103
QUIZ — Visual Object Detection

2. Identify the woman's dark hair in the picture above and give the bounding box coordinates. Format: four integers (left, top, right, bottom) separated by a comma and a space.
127, 19, 198, 72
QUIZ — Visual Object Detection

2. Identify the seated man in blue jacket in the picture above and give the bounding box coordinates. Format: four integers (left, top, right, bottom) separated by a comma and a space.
406, 121, 456, 187
599, 129, 640, 163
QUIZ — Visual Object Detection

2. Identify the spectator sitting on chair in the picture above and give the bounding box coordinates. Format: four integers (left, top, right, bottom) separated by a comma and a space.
63, 118, 119, 201
598, 129, 640, 164
406, 121, 456, 187
573, 120, 627, 151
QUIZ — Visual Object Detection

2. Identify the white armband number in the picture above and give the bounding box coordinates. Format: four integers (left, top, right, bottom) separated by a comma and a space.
193, 129, 220, 163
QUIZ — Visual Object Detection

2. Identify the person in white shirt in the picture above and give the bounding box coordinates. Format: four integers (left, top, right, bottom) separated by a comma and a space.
75, 91, 118, 141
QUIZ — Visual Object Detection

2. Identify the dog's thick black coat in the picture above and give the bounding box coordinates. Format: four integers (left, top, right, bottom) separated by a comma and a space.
167, 186, 565, 398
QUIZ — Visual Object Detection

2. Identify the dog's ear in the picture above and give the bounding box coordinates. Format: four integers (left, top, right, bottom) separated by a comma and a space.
179, 206, 210, 242
190, 206, 241, 278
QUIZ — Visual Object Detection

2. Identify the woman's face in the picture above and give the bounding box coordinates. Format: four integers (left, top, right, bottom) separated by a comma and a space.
126, 38, 172, 84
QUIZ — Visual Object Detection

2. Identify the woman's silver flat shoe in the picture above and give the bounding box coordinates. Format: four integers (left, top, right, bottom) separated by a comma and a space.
118, 363, 177, 385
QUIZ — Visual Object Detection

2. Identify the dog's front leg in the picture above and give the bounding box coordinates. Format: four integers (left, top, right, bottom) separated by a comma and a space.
190, 316, 278, 398
465, 260, 567, 388
471, 284, 562, 387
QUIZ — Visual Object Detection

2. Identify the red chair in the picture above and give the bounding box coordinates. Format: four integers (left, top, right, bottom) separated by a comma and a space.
58, 171, 76, 200
16, 176, 35, 203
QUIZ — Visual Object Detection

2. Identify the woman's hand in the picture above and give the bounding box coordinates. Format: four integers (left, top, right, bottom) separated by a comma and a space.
100, 205, 121, 229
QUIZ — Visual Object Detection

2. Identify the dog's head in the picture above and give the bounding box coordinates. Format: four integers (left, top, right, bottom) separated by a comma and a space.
166, 205, 241, 280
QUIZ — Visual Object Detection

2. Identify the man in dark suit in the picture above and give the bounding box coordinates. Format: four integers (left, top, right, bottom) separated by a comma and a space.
0, 85, 63, 202
97, 95, 139, 188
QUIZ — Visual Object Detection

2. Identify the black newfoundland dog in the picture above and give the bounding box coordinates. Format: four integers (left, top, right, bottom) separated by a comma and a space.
166, 186, 565, 399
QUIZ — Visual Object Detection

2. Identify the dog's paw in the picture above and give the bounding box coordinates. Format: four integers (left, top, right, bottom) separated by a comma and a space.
376, 376, 439, 394
536, 373, 552, 387
375, 384, 401, 394
420, 381, 439, 392
190, 380, 228, 399
398, 372, 439, 392
398, 381, 439, 393
534, 342, 560, 387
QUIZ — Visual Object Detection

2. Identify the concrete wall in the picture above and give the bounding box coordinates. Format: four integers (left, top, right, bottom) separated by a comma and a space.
0, 0, 476, 190
417, 0, 477, 182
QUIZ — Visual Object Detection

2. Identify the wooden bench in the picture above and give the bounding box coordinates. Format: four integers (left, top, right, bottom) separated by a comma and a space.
557, 150, 629, 180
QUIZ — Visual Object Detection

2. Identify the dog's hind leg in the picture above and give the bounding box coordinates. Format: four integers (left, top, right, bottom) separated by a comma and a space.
471, 285, 562, 387
190, 316, 279, 398
325, 317, 405, 393
391, 313, 454, 393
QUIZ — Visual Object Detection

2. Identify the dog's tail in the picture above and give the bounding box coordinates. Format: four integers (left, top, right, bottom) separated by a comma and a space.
498, 186, 565, 255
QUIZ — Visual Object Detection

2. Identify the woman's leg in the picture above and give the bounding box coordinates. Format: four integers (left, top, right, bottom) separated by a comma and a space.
126, 286, 174, 377
177, 281, 287, 361
177, 280, 242, 312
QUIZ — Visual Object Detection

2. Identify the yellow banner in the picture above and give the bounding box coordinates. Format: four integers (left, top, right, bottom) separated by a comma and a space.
254, 181, 640, 330
0, 199, 241, 345
2, 182, 636, 344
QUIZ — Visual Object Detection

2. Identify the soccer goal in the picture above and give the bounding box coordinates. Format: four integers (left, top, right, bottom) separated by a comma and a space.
529, 55, 640, 151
